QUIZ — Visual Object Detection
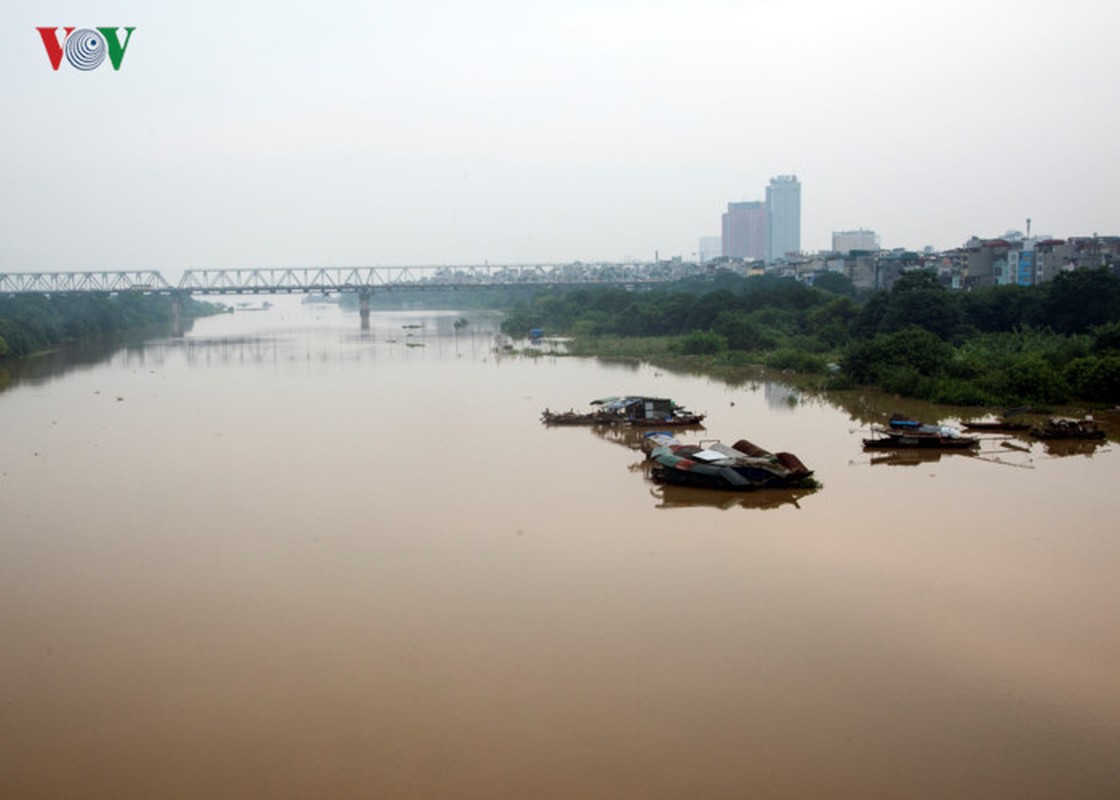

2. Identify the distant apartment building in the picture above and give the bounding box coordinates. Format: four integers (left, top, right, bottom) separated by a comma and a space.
832, 229, 880, 255
939, 235, 1120, 288
796, 234, 1118, 293
721, 201, 768, 261
961, 237, 1011, 288
698, 236, 722, 264
766, 175, 801, 262
1033, 239, 1075, 283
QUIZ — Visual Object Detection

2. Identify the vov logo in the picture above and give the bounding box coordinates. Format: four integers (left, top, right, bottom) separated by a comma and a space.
36, 27, 136, 71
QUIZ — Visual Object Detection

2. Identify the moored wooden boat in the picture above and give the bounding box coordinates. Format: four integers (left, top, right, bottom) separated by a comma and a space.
645, 433, 815, 491
1029, 416, 1106, 440
864, 419, 979, 449
863, 430, 980, 449
960, 407, 1032, 432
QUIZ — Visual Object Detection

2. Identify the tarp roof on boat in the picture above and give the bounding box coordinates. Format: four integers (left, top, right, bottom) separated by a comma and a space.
691, 449, 730, 462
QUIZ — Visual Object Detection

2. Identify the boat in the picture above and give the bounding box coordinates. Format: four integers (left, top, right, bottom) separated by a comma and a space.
959, 407, 1031, 431
591, 396, 706, 427
644, 432, 815, 491
1029, 416, 1106, 440
863, 419, 979, 449
540, 408, 619, 426
960, 419, 1031, 432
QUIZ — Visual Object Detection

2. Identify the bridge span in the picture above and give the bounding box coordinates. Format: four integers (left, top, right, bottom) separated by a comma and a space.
1, 264, 683, 334
0, 264, 677, 296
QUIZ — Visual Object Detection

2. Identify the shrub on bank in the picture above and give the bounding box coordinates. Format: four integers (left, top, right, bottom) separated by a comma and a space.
672, 330, 728, 355
841, 328, 954, 385
764, 349, 828, 374
929, 381, 997, 407
1065, 355, 1120, 403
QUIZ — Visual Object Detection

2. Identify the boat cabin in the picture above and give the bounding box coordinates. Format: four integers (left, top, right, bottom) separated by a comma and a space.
592, 396, 684, 422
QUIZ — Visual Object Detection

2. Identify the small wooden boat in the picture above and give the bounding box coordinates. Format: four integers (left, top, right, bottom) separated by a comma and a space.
863, 430, 980, 449
864, 419, 979, 450
540, 408, 618, 426
645, 433, 816, 491
1029, 416, 1106, 440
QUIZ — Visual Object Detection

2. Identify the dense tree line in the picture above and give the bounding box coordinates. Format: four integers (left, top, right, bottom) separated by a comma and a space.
0, 293, 221, 359
500, 267, 1120, 405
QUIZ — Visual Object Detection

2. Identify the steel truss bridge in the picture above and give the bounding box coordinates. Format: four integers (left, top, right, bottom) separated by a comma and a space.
0, 264, 673, 296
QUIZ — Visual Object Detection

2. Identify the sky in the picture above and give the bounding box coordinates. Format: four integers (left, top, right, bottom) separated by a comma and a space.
1, 0, 1118, 273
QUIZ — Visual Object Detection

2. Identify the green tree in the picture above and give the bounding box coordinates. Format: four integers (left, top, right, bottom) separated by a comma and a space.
812, 271, 857, 298
842, 327, 955, 385
1065, 355, 1120, 403
1042, 268, 1120, 334
673, 330, 727, 355
960, 284, 1044, 333
877, 288, 961, 340
807, 296, 858, 347
712, 310, 778, 351
988, 355, 1069, 404
1091, 320, 1120, 352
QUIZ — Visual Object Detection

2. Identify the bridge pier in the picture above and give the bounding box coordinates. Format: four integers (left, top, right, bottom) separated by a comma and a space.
359, 288, 370, 331
170, 293, 185, 338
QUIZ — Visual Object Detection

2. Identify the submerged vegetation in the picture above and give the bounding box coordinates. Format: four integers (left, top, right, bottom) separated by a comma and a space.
0, 293, 223, 360
500, 267, 1120, 407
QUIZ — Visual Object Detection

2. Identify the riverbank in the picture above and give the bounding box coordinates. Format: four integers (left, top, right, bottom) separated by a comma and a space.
0, 295, 227, 394
0, 294, 226, 362
537, 333, 1117, 431
499, 268, 1120, 409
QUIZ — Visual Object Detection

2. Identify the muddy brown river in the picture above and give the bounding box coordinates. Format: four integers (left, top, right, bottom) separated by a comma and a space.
2, 297, 1118, 798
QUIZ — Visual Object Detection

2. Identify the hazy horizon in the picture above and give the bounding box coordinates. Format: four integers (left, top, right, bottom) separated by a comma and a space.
2, 0, 1117, 271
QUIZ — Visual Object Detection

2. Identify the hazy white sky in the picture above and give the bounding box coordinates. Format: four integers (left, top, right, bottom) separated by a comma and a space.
2, 0, 1117, 271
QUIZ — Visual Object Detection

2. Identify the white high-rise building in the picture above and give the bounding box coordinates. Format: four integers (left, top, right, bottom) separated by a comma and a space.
766, 175, 801, 262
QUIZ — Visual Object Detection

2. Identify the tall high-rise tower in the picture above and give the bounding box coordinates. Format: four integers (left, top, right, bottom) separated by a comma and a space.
721, 201, 768, 261
766, 175, 801, 262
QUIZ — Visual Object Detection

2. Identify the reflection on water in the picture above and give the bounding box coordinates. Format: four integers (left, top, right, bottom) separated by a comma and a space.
864, 447, 979, 467
0, 336, 156, 391
649, 483, 816, 511
2, 298, 1120, 799
1039, 438, 1110, 458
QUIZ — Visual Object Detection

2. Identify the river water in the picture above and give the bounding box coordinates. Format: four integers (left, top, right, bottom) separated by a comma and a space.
2, 297, 1118, 799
